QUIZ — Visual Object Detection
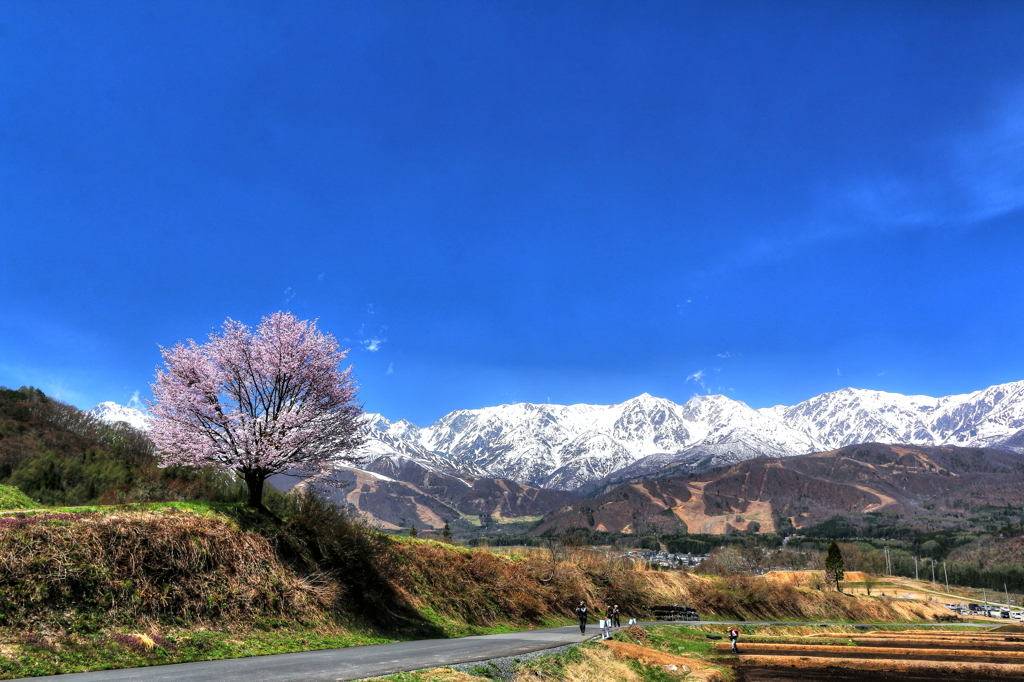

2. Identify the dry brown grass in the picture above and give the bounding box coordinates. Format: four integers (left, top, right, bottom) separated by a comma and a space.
377, 539, 950, 628
603, 640, 722, 677
0, 509, 328, 629
639, 570, 948, 622
388, 540, 650, 627
514, 645, 646, 682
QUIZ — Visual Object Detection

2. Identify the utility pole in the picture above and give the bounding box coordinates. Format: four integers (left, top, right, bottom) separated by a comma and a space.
984, 588, 988, 606
931, 561, 936, 587
1006, 584, 1010, 607
914, 556, 919, 581
944, 562, 949, 594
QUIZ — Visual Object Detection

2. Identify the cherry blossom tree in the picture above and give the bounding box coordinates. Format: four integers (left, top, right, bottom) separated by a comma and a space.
149, 312, 364, 510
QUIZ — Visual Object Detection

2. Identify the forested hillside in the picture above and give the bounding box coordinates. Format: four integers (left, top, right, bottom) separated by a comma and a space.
0, 386, 234, 506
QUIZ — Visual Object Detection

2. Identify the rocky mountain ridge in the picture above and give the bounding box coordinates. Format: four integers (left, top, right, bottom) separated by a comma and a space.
91, 380, 1024, 492
531, 443, 1024, 536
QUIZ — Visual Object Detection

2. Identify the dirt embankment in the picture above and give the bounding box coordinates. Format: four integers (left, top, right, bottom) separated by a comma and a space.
0, 510, 329, 630
392, 544, 950, 628
0, 509, 948, 637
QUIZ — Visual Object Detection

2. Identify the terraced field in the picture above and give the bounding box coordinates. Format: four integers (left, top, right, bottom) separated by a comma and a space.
724, 627, 1024, 680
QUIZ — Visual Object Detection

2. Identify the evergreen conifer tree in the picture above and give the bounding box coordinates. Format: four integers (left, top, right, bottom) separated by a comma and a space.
825, 542, 845, 592
408, 523, 418, 538
441, 523, 452, 543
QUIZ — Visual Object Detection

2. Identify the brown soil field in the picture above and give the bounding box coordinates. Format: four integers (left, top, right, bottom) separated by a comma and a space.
735, 655, 1024, 680
730, 627, 1024, 681
763, 570, 872, 585
850, 637, 1024, 650
716, 641, 1024, 663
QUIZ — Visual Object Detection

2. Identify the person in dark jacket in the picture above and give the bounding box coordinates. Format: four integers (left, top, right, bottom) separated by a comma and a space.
611, 604, 621, 628
574, 601, 589, 634
729, 627, 739, 653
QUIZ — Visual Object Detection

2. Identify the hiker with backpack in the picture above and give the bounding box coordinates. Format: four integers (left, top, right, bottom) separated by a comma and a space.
729, 627, 740, 653
574, 601, 589, 634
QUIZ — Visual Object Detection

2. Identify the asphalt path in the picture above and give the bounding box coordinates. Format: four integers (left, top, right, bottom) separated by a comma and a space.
9, 621, 1002, 682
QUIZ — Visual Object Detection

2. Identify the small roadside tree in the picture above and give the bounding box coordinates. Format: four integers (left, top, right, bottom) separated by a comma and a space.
825, 542, 846, 593
441, 523, 452, 543
149, 312, 364, 511
864, 572, 877, 596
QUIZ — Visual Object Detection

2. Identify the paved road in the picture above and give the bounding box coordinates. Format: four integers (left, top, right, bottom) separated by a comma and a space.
9, 621, 1002, 682
9, 626, 595, 682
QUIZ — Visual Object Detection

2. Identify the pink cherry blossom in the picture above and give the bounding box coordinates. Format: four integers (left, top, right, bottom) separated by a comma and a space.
148, 311, 364, 508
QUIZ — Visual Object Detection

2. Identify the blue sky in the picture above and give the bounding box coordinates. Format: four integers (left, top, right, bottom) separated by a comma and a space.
2, 1, 1024, 426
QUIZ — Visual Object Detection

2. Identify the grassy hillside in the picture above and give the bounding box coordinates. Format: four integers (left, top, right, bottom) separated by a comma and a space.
0, 386, 239, 507
0, 485, 33, 510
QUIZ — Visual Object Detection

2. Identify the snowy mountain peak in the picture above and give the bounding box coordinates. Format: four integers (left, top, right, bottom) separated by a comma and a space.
88, 401, 151, 431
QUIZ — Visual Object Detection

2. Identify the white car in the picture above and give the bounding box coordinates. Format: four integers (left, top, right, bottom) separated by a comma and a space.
1011, 611, 1023, 620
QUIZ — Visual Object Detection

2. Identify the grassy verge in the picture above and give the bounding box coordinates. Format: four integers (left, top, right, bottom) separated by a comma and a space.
0, 628, 389, 679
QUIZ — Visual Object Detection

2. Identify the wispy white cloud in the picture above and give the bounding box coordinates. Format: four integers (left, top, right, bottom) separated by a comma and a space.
701, 85, 1024, 280
126, 390, 148, 413
362, 337, 386, 352
836, 368, 842, 376
835, 86, 1024, 231
385, 362, 394, 375
717, 351, 734, 359
284, 287, 296, 304
686, 369, 710, 394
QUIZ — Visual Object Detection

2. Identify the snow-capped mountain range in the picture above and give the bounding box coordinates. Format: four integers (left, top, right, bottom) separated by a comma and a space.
91, 380, 1024, 490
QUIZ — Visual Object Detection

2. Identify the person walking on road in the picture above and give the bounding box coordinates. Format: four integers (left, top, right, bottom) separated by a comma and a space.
575, 601, 589, 634
729, 627, 739, 653
611, 604, 621, 628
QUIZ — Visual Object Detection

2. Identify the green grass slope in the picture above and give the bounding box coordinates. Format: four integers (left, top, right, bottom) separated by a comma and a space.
0, 484, 34, 510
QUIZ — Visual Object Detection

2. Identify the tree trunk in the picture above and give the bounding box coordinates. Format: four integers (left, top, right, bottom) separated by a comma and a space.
243, 469, 266, 510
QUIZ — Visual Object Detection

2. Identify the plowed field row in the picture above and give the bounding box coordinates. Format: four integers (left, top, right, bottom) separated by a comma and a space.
729, 629, 1024, 681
